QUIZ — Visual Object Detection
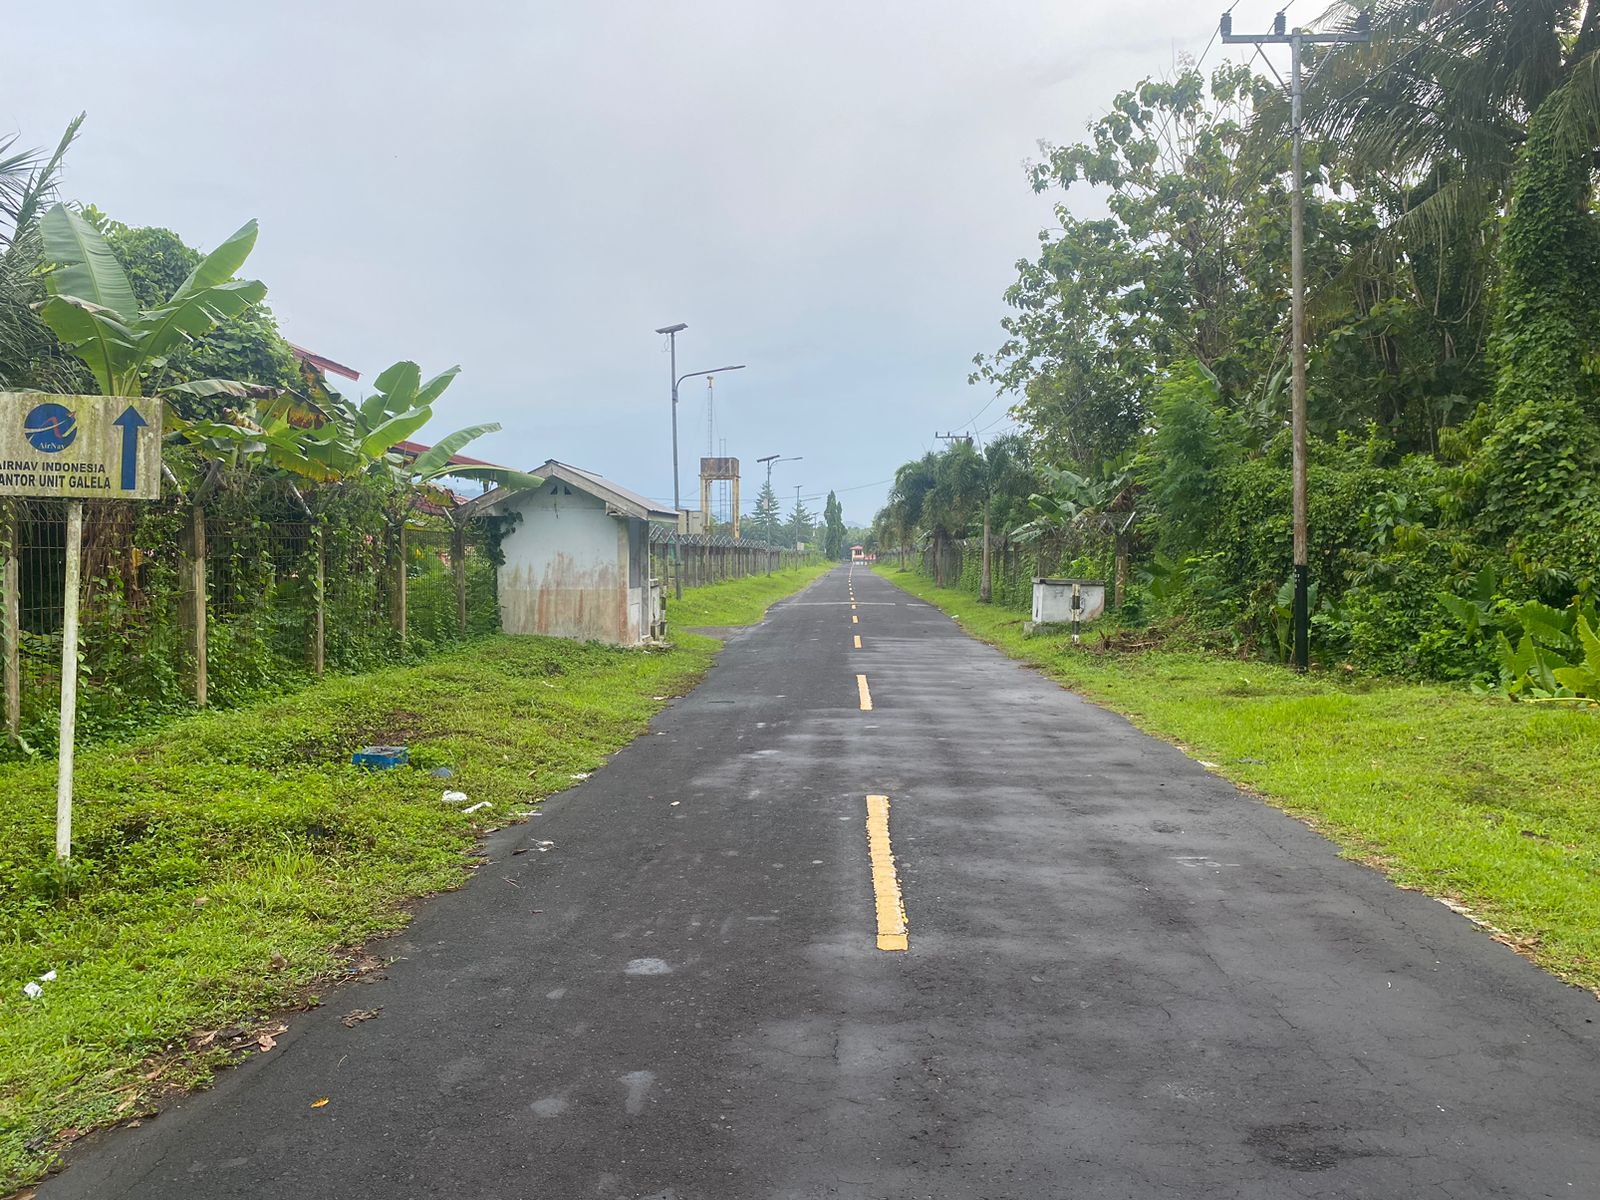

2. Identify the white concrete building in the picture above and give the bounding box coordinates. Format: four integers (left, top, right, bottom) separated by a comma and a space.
477, 461, 675, 646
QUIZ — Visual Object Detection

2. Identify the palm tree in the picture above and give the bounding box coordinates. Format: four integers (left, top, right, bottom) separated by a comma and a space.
976, 433, 1034, 603
1302, 2, 1600, 245
923, 443, 986, 588
0, 116, 85, 392
885, 454, 938, 569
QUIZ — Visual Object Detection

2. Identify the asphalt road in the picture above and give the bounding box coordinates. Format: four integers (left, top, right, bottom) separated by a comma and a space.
45, 565, 1600, 1199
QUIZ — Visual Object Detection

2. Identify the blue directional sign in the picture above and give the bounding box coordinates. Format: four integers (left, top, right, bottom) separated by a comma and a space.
112, 405, 148, 491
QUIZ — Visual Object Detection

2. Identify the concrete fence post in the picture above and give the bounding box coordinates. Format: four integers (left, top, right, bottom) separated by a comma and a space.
311, 525, 326, 678
452, 520, 468, 639
182, 504, 208, 707
2, 502, 19, 741
393, 522, 408, 648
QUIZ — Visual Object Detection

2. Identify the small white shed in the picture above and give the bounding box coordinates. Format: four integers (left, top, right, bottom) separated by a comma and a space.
478, 460, 675, 646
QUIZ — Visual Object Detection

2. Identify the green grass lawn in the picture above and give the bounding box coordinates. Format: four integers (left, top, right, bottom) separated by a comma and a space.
877, 565, 1600, 997
669, 561, 833, 628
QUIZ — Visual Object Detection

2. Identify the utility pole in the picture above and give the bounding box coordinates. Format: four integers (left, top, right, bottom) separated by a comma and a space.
935, 431, 973, 446
756, 453, 802, 490
1221, 9, 1369, 672
655, 323, 688, 515
756, 454, 800, 566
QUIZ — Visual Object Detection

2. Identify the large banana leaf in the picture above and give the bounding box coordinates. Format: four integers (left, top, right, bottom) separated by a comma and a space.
140, 278, 268, 362
443, 464, 545, 492
35, 294, 141, 393
165, 219, 258, 307
365, 361, 420, 425
41, 203, 138, 319
409, 422, 501, 478
162, 377, 280, 402
414, 365, 460, 408
254, 388, 334, 430
358, 407, 434, 462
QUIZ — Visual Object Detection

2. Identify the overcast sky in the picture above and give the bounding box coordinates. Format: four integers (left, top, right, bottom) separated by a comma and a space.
5, 1, 1262, 524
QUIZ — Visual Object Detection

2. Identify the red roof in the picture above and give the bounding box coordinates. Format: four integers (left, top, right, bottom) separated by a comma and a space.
393, 439, 507, 471
288, 344, 361, 381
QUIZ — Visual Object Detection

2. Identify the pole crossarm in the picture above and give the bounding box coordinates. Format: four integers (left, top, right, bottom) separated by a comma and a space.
1221, 32, 1370, 45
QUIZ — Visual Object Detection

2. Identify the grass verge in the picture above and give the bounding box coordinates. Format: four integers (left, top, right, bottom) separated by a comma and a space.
669, 561, 833, 628
877, 565, 1600, 996
0, 632, 718, 1191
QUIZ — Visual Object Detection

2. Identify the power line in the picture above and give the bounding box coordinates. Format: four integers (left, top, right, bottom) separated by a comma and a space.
949, 390, 1001, 434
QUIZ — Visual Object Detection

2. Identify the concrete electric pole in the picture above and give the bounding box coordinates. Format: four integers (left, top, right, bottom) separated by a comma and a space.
1221, 9, 1369, 672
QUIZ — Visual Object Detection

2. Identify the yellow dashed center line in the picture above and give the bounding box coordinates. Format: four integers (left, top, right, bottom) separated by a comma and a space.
866, 794, 908, 952
856, 673, 873, 710
851, 614, 859, 624
853, 635, 862, 649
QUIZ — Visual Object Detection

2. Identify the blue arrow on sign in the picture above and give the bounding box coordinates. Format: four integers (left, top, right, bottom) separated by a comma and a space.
112, 405, 147, 491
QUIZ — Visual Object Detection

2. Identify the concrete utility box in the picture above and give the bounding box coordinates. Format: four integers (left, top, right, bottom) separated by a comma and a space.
476, 460, 675, 646
1032, 577, 1107, 626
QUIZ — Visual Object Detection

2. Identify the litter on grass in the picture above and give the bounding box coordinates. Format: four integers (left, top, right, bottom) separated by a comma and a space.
462, 801, 492, 814
441, 790, 469, 804
22, 982, 42, 1000
352, 745, 409, 770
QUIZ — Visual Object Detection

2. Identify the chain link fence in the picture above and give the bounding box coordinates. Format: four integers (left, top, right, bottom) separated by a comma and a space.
647, 528, 806, 590
0, 491, 500, 753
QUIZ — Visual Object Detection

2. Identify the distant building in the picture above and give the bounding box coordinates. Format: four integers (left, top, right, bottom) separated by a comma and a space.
475, 461, 675, 646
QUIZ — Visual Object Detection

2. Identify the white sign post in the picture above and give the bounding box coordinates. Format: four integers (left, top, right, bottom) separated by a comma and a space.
0, 393, 163, 860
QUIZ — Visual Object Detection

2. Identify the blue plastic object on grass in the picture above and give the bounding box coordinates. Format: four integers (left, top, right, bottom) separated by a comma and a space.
352, 745, 409, 770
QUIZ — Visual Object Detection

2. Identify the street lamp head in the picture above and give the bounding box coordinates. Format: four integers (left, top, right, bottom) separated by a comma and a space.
757, 454, 781, 465
655, 322, 688, 335
706, 364, 745, 373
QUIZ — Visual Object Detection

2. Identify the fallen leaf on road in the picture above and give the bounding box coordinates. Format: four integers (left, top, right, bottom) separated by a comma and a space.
340, 1008, 381, 1028
257, 1033, 276, 1051
311, 1097, 329, 1109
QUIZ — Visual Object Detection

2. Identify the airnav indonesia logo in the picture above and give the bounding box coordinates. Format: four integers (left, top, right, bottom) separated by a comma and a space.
23, 402, 78, 453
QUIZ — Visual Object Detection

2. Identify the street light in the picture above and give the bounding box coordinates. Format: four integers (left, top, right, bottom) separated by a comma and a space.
753, 455, 801, 571
655, 323, 688, 512
654, 322, 746, 518
756, 453, 802, 487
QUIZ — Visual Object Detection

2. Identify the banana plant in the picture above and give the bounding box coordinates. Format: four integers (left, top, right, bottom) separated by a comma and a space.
36, 203, 265, 397
166, 357, 540, 492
